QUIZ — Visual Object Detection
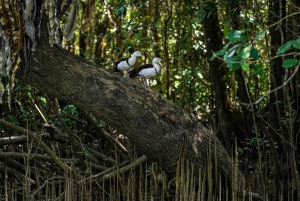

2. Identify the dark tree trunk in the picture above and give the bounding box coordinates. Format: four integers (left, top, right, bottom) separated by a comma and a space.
267, 5, 287, 198
203, 2, 234, 152
79, 1, 87, 58
268, 0, 286, 133
79, 32, 87, 58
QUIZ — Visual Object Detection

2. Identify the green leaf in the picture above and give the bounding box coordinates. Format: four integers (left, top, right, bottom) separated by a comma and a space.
237, 147, 244, 155
210, 49, 226, 61
207, 11, 212, 18
226, 57, 241, 71
251, 21, 261, 26
255, 29, 267, 40
241, 60, 250, 70
253, 64, 264, 76
85, 152, 91, 159
224, 48, 236, 60
249, 137, 258, 147
229, 63, 241, 71
276, 40, 294, 55
198, 9, 207, 22
216, 49, 226, 56
228, 30, 247, 42
293, 38, 300, 50
250, 48, 259, 60
223, 19, 232, 39
223, 42, 232, 51
203, 3, 212, 10
241, 19, 260, 26
229, 43, 242, 51
210, 53, 216, 61
238, 46, 251, 59
226, 57, 234, 67
282, 59, 299, 68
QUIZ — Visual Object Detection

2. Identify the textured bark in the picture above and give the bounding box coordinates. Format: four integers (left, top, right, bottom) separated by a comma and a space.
203, 2, 233, 152
17, 26, 236, 182
268, 0, 285, 118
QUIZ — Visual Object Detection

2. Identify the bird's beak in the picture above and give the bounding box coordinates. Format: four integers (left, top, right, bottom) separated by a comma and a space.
159, 61, 162, 66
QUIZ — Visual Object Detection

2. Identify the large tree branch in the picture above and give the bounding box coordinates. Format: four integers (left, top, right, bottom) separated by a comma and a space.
16, 24, 239, 186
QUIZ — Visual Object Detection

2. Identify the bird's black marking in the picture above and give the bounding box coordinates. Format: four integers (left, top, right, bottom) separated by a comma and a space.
128, 64, 154, 78
114, 58, 130, 72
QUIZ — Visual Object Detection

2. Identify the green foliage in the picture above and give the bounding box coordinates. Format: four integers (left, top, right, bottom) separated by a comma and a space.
4, 115, 18, 124
237, 147, 244, 155
115, 5, 127, 17
198, 1, 213, 22
223, 19, 232, 38
272, 38, 300, 68
293, 38, 300, 49
249, 137, 258, 147
77, 148, 91, 159
250, 48, 259, 60
212, 40, 260, 72
276, 40, 294, 55
282, 58, 299, 68
253, 63, 264, 76
227, 30, 247, 42
255, 29, 267, 40
238, 46, 251, 59
213, 29, 300, 84
62, 104, 78, 117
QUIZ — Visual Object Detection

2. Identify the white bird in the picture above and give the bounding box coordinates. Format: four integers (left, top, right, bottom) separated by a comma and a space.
128, 57, 162, 86
114, 51, 144, 73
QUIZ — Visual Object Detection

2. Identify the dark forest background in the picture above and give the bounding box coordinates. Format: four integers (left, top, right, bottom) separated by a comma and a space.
1, 0, 300, 200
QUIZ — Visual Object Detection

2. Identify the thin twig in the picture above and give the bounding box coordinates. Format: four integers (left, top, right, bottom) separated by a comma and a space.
80, 109, 128, 155
31, 176, 65, 198
0, 119, 83, 179
77, 155, 147, 184
97, 154, 148, 183
237, 61, 300, 106
0, 164, 36, 184
253, 112, 296, 149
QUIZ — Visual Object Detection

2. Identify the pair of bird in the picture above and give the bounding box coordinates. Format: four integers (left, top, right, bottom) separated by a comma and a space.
114, 51, 162, 86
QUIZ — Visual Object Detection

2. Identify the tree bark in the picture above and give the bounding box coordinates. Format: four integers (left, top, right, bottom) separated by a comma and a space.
203, 2, 233, 152
268, 0, 286, 131
17, 22, 237, 183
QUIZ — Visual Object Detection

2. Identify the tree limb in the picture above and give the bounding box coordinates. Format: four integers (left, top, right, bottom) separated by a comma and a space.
0, 152, 107, 171
43, 123, 116, 166
79, 109, 128, 155
0, 119, 83, 179
0, 125, 114, 167
78, 154, 148, 184
0, 164, 35, 184
16, 16, 242, 186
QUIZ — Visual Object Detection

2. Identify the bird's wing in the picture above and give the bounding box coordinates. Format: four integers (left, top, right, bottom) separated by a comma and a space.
114, 58, 130, 71
114, 58, 128, 66
128, 64, 154, 78
129, 64, 153, 73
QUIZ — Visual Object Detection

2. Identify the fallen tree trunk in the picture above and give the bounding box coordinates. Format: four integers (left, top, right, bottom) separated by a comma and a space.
17, 33, 237, 184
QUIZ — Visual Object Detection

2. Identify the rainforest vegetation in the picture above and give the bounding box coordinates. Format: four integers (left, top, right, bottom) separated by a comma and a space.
0, 0, 300, 200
